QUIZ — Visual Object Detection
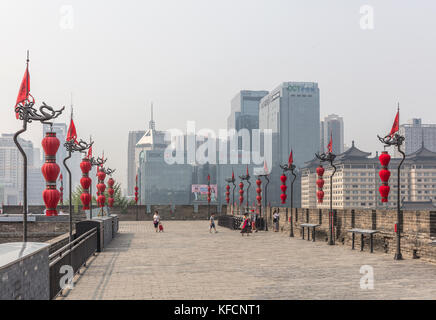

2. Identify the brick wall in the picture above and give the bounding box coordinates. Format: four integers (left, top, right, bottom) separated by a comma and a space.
257, 207, 436, 263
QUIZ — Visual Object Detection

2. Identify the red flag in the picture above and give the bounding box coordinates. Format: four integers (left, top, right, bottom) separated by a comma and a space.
66, 118, 78, 143
263, 160, 268, 174
246, 165, 249, 175
87, 144, 92, 159
15, 64, 34, 119
389, 110, 399, 137
327, 132, 332, 153
288, 150, 293, 166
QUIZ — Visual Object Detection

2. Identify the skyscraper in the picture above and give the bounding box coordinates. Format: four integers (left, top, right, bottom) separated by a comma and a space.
320, 114, 344, 154
227, 90, 269, 132
0, 133, 33, 204
127, 130, 145, 196
394, 118, 436, 157
259, 82, 320, 168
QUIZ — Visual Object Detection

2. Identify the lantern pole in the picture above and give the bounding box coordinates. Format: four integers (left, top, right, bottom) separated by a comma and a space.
64, 138, 92, 242
280, 162, 296, 237
225, 172, 236, 215
257, 171, 270, 231
13, 52, 65, 242
90, 156, 106, 218
239, 169, 251, 215
377, 120, 405, 259
315, 151, 336, 245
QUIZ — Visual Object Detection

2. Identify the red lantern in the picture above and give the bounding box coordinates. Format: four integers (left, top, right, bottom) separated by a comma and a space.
97, 194, 106, 207
43, 189, 60, 216
239, 181, 244, 204
97, 183, 106, 193
41, 132, 60, 216
239, 196, 244, 203
97, 169, 106, 181
41, 162, 60, 182
79, 158, 92, 211
226, 185, 230, 191
108, 188, 115, 197
379, 185, 390, 202
256, 179, 262, 206
316, 165, 325, 203
316, 178, 324, 189
80, 159, 91, 174
108, 177, 115, 188
280, 174, 287, 204
379, 151, 391, 167
135, 186, 138, 192
135, 196, 138, 203
379, 169, 391, 182
41, 132, 60, 156
80, 177, 91, 190
316, 166, 325, 177
80, 193, 91, 210
378, 151, 391, 202
317, 190, 324, 202
108, 197, 114, 207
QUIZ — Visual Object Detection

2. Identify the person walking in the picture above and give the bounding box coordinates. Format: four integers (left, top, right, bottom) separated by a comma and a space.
209, 213, 217, 233
240, 214, 252, 236
273, 210, 280, 232
153, 210, 160, 233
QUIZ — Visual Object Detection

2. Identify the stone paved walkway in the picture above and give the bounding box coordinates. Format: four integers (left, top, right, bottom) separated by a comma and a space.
62, 221, 436, 300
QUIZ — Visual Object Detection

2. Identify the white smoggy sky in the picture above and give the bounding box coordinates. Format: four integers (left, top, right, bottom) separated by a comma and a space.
1, 0, 435, 188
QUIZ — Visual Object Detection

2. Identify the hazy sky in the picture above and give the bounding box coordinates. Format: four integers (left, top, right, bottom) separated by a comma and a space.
1, 0, 436, 188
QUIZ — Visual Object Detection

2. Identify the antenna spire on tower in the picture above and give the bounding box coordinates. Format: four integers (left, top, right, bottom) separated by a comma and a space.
149, 101, 156, 130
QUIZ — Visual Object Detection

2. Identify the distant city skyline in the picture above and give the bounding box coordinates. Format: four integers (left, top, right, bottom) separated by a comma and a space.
1, 1, 436, 189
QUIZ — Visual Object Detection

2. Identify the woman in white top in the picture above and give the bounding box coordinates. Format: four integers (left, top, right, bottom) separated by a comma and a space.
153, 211, 160, 232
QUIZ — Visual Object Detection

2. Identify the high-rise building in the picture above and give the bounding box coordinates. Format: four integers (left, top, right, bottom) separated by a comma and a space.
127, 130, 145, 196
227, 90, 269, 132
259, 82, 320, 169
0, 133, 33, 204
320, 114, 344, 154
394, 118, 436, 157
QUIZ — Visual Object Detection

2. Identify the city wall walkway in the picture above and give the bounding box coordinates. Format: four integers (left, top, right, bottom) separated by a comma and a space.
62, 221, 436, 300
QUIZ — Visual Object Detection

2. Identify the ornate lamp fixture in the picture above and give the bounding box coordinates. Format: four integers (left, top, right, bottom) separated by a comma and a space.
80, 157, 92, 211
225, 170, 236, 215
239, 166, 251, 214
315, 133, 336, 245
280, 150, 297, 237
13, 51, 64, 241
105, 168, 116, 209
225, 184, 230, 204
377, 105, 405, 260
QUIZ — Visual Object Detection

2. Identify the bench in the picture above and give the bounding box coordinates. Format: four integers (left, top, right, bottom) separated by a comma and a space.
348, 228, 380, 253
300, 223, 320, 242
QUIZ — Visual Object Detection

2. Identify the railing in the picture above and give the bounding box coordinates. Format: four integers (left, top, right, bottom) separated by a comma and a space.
48, 227, 98, 299
218, 215, 244, 230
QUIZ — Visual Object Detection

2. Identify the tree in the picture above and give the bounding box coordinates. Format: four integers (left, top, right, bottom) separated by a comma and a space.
71, 182, 134, 212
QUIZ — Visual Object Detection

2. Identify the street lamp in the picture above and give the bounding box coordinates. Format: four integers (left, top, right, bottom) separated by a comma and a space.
377, 105, 404, 260
207, 174, 211, 219
13, 52, 64, 241
257, 168, 270, 231
135, 173, 139, 221
315, 149, 336, 245
64, 138, 92, 242
90, 156, 106, 218
239, 167, 251, 215
105, 168, 116, 213
225, 170, 236, 215
280, 150, 297, 237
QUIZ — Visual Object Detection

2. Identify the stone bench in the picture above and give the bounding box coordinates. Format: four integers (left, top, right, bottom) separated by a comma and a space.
348, 228, 380, 253
300, 223, 320, 242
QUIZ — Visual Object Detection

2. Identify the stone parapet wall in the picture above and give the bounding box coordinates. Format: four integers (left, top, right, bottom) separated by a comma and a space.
256, 207, 436, 263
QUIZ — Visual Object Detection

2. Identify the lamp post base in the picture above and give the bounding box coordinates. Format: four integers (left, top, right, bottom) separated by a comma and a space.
394, 253, 403, 260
